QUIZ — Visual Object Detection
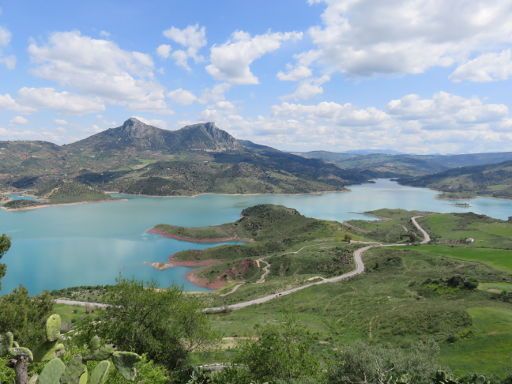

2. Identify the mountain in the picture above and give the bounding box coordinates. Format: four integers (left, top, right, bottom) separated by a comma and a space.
398, 160, 512, 198
296, 151, 512, 178
0, 118, 368, 197
67, 118, 241, 153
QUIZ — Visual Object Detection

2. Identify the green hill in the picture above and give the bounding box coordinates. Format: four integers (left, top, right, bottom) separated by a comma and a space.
398, 161, 512, 198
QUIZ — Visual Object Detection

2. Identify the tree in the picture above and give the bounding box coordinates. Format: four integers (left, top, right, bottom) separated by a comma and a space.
218, 320, 321, 383
82, 279, 212, 378
0, 287, 53, 349
0, 234, 11, 290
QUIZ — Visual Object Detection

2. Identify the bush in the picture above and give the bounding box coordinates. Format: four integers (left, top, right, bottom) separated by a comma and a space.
327, 341, 441, 384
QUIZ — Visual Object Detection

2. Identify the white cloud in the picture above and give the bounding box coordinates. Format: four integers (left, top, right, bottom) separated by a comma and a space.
195, 91, 512, 153
273, 100, 389, 126
156, 44, 172, 59
307, 0, 512, 77
200, 83, 231, 104
10, 116, 28, 125
451, 49, 512, 82
0, 26, 15, 69
18, 87, 105, 114
162, 24, 206, 70
28, 31, 169, 112
54, 119, 68, 126
0, 26, 10, 46
168, 88, 198, 105
283, 75, 330, 100
277, 65, 312, 81
0, 93, 34, 113
206, 30, 303, 84
132, 116, 168, 129
0, 54, 15, 69
387, 92, 508, 128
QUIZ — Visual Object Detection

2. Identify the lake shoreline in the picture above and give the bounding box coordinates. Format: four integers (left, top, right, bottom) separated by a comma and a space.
1, 198, 127, 212
147, 228, 242, 243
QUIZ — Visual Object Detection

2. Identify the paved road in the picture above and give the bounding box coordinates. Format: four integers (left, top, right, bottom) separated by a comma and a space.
55, 216, 430, 314
203, 216, 430, 314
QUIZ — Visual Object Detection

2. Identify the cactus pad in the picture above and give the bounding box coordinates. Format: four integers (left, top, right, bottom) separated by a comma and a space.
34, 341, 66, 362
8, 346, 34, 361
60, 355, 88, 384
45, 314, 62, 342
89, 360, 111, 384
38, 357, 66, 384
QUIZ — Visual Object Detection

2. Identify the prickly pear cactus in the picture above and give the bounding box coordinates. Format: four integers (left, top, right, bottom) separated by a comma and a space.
45, 314, 62, 342
89, 360, 111, 384
1, 314, 142, 384
60, 355, 88, 384
37, 357, 66, 384
33, 314, 65, 362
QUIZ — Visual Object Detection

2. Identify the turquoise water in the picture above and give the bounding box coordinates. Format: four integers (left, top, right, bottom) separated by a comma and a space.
7, 193, 38, 201
1, 179, 512, 294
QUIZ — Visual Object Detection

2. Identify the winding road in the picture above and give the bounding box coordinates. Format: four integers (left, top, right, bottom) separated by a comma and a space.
203, 216, 430, 314
55, 216, 430, 313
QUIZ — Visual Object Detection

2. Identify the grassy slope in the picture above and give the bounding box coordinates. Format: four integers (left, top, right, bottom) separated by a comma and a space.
152, 204, 361, 290
45, 181, 112, 204
194, 209, 512, 377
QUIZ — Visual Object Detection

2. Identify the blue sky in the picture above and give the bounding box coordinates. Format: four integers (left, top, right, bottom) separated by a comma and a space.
1, 0, 512, 153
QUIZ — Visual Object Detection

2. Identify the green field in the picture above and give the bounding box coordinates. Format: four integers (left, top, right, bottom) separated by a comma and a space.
419, 213, 512, 249
413, 245, 512, 273
440, 307, 512, 376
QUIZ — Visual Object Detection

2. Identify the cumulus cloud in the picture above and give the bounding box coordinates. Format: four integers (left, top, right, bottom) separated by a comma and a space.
307, 0, 512, 77
162, 24, 206, 70
168, 88, 198, 105
206, 30, 303, 84
451, 49, 512, 82
10, 116, 28, 125
196, 91, 512, 153
18, 87, 105, 114
156, 44, 172, 59
132, 116, 168, 129
28, 31, 169, 112
0, 93, 34, 113
387, 92, 508, 128
0, 26, 15, 69
277, 65, 312, 81
54, 119, 68, 126
0, 26, 10, 46
283, 75, 330, 100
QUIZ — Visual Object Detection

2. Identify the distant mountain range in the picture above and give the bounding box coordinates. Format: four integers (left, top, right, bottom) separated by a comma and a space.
0, 118, 368, 197
398, 160, 512, 199
3, 119, 512, 200
296, 150, 512, 178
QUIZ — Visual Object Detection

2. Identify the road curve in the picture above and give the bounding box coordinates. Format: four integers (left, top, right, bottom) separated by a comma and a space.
411, 216, 430, 244
54, 216, 430, 313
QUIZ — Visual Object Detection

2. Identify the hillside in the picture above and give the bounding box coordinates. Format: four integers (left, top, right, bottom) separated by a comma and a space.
297, 151, 512, 177
0, 118, 368, 198
398, 161, 512, 198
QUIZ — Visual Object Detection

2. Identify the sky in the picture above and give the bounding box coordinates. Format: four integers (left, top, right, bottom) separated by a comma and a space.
1, 0, 512, 154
